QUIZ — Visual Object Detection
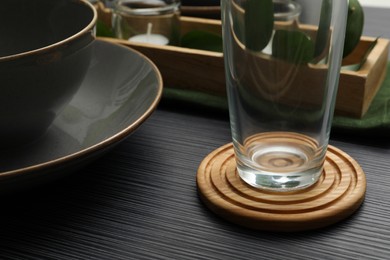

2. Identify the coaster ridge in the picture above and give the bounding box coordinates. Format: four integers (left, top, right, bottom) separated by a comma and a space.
196, 143, 366, 232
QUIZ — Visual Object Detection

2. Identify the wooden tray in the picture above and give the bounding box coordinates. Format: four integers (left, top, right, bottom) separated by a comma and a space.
181, 5, 221, 19
97, 4, 389, 118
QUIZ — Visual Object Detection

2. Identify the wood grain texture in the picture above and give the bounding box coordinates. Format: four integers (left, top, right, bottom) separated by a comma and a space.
0, 109, 389, 259
197, 143, 366, 232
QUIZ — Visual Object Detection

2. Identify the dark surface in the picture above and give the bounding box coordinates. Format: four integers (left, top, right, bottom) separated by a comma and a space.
2, 105, 390, 260
1, 5, 390, 260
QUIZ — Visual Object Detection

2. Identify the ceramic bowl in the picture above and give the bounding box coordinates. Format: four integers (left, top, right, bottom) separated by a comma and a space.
0, 0, 97, 147
0, 39, 163, 193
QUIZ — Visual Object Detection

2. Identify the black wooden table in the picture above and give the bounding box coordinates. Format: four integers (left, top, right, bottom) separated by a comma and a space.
1, 5, 390, 260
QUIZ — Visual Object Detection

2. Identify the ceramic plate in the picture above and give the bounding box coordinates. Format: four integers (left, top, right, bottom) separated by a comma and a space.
0, 39, 163, 193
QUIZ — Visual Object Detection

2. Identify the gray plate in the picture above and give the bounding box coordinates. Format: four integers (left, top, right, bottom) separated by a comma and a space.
0, 39, 163, 192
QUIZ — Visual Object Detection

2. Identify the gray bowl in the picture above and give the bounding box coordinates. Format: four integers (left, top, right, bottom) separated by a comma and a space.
0, 0, 97, 146
0, 39, 163, 193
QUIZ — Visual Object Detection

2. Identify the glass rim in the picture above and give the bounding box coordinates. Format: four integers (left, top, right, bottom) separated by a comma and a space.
114, 0, 180, 16
273, 0, 302, 20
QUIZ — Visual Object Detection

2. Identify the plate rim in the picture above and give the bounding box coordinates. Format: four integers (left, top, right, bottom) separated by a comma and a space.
0, 38, 163, 178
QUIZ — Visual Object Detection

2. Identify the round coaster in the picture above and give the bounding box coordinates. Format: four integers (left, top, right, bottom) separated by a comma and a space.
197, 143, 366, 232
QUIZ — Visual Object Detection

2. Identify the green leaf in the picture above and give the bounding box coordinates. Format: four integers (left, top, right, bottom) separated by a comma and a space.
96, 19, 114, 38
180, 30, 223, 52
343, 0, 364, 57
231, 1, 245, 44
342, 37, 378, 71
272, 30, 314, 64
244, 0, 274, 51
314, 0, 332, 58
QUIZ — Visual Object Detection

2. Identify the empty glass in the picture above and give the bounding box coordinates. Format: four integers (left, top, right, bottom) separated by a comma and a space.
221, 0, 348, 191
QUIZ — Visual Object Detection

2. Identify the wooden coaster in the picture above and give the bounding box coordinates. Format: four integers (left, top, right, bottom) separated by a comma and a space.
197, 143, 366, 232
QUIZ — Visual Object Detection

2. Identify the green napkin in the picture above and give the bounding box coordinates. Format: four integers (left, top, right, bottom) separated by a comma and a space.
163, 63, 390, 135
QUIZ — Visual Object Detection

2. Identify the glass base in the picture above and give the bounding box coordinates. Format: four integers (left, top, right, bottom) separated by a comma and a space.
235, 132, 325, 191
237, 166, 322, 191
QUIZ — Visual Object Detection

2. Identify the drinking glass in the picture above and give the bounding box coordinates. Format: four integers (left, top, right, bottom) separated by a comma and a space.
112, 0, 180, 45
221, 0, 348, 191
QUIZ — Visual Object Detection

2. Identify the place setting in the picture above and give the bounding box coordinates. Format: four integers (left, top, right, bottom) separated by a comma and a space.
96, 0, 373, 231
0, 0, 386, 232
1, 1, 390, 259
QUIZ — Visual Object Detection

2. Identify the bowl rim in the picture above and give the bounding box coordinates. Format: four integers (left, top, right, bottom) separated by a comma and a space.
0, 39, 164, 184
0, 0, 97, 62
